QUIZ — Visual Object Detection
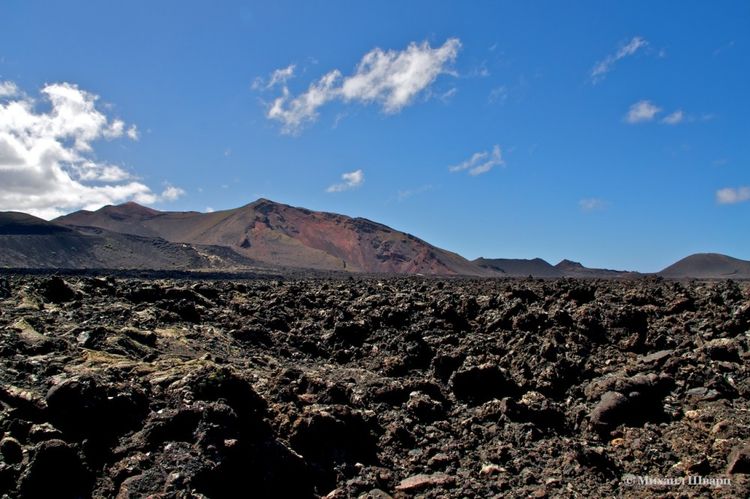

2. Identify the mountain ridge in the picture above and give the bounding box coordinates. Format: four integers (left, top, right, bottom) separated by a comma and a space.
0, 200, 745, 278
55, 199, 489, 275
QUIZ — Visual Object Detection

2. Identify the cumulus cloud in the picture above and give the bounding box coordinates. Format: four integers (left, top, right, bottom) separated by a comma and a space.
625, 100, 661, 123
268, 70, 342, 133
579, 198, 607, 212
266, 38, 461, 134
661, 110, 684, 125
449, 145, 503, 176
160, 185, 186, 201
0, 81, 19, 98
326, 169, 364, 193
591, 36, 648, 83
0, 81, 183, 219
126, 124, 139, 140
716, 186, 750, 205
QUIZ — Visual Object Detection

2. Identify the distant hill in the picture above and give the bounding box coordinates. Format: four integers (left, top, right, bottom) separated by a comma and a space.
0, 212, 259, 270
657, 253, 750, 279
57, 199, 489, 275
2, 203, 747, 278
473, 257, 638, 278
473, 257, 563, 277
555, 259, 638, 279
0, 212, 73, 235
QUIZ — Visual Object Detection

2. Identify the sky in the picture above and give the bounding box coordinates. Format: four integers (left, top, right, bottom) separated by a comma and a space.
0, 1, 748, 272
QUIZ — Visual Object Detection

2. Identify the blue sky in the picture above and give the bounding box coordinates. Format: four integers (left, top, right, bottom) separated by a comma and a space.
0, 1, 748, 272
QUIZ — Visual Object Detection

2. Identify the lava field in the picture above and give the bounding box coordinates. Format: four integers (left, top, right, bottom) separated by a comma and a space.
0, 274, 748, 498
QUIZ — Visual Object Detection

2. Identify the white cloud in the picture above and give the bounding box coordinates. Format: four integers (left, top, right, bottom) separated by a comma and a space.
438, 87, 457, 103
397, 184, 433, 201
0, 81, 183, 219
716, 186, 750, 205
449, 145, 503, 176
326, 169, 364, 193
661, 110, 684, 125
126, 124, 139, 140
591, 36, 648, 83
266, 38, 461, 134
205, 206, 215, 213
160, 185, 186, 201
268, 64, 296, 88
579, 198, 607, 212
488, 85, 508, 104
0, 81, 18, 98
252, 64, 297, 91
625, 100, 661, 123
267, 70, 341, 133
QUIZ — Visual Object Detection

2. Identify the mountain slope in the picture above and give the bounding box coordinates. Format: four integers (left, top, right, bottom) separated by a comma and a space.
0, 212, 259, 270
57, 199, 489, 275
657, 253, 750, 279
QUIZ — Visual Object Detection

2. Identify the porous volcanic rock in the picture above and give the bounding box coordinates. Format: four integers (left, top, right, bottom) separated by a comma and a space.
0, 274, 748, 497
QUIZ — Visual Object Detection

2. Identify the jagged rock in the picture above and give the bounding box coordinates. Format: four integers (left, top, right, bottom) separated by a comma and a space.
395, 473, 454, 491
40, 276, 77, 303
589, 391, 629, 430
27, 423, 63, 443
0, 437, 23, 464
18, 440, 89, 498
450, 363, 518, 404
703, 338, 741, 362
406, 391, 444, 421
0, 275, 748, 498
727, 445, 750, 474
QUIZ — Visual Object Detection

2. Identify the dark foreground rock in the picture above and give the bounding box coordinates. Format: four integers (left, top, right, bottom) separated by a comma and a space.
0, 274, 748, 497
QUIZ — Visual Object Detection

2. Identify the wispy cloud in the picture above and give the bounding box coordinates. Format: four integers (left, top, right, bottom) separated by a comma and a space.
716, 186, 750, 205
0, 81, 183, 219
713, 40, 735, 57
488, 85, 508, 105
661, 110, 684, 125
449, 145, 503, 176
625, 100, 661, 123
252, 64, 296, 90
591, 36, 648, 83
579, 198, 607, 212
266, 38, 461, 134
326, 169, 364, 193
625, 101, 700, 125
397, 184, 433, 201
438, 87, 457, 103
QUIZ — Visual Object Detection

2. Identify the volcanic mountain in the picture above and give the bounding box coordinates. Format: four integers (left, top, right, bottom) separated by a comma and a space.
657, 253, 750, 279
56, 199, 489, 275
554, 259, 638, 279
472, 257, 638, 278
0, 212, 259, 270
473, 257, 563, 277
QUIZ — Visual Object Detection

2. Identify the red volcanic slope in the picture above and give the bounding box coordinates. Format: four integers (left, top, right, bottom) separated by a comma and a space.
57, 199, 489, 275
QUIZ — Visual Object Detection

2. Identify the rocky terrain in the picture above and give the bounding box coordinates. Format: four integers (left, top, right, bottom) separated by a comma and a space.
0, 273, 749, 498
